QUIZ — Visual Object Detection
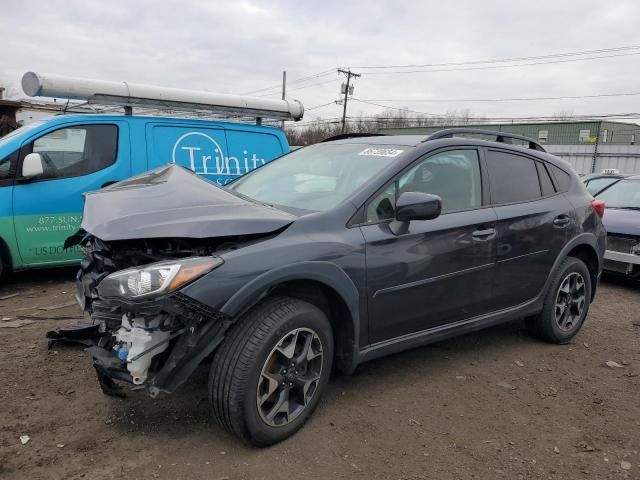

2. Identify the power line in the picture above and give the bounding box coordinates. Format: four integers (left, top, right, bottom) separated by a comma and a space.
240, 69, 336, 95
255, 78, 340, 97
352, 99, 438, 117
306, 101, 339, 111
286, 112, 640, 127
361, 52, 640, 75
352, 45, 640, 69
357, 92, 640, 103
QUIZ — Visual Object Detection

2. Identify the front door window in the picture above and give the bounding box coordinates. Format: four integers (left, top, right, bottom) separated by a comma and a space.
27, 124, 118, 180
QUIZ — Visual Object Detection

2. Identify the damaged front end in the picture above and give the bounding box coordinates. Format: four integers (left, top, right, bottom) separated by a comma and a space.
67, 165, 296, 397
80, 248, 231, 398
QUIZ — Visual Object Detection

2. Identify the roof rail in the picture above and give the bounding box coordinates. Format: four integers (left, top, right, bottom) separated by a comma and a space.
426, 128, 546, 152
321, 133, 384, 142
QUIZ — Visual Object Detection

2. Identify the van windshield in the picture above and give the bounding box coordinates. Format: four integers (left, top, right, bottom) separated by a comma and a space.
0, 121, 44, 146
228, 143, 406, 212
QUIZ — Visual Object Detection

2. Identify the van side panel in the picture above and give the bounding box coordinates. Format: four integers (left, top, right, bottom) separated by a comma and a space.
145, 121, 288, 186
129, 118, 149, 175
145, 122, 229, 184
223, 128, 287, 187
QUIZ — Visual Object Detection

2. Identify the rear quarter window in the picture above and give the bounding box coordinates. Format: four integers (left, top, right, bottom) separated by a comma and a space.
536, 161, 556, 196
550, 164, 572, 192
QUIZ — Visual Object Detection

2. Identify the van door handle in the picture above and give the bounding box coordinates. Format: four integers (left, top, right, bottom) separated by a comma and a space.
472, 227, 496, 241
553, 215, 571, 227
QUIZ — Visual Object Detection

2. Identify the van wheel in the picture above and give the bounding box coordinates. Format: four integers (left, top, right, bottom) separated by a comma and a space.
526, 257, 591, 343
209, 296, 333, 446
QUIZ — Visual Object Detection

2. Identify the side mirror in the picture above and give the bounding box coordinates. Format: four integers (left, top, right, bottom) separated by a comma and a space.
22, 153, 44, 179
396, 191, 442, 222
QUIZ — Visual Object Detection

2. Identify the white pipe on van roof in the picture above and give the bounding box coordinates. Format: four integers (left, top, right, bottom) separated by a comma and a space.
21, 71, 304, 121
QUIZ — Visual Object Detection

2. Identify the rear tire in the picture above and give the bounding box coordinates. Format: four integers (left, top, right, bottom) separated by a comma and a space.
525, 256, 591, 343
208, 296, 333, 446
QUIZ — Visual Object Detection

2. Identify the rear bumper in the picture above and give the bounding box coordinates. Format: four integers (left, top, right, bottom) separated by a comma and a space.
604, 250, 640, 265
603, 249, 640, 277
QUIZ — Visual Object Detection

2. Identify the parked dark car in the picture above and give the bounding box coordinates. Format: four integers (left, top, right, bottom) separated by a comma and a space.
595, 175, 640, 277
582, 171, 627, 195
71, 128, 606, 445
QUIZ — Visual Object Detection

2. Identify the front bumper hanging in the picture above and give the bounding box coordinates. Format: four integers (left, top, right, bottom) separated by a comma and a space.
87, 292, 232, 398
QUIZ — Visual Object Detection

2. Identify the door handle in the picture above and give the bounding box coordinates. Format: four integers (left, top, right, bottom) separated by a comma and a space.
472, 227, 496, 241
553, 215, 571, 227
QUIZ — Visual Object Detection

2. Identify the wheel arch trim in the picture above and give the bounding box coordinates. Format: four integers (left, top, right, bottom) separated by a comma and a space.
219, 261, 361, 373
542, 233, 601, 301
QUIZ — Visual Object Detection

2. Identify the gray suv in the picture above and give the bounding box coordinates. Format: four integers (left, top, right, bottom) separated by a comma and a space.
71, 128, 606, 445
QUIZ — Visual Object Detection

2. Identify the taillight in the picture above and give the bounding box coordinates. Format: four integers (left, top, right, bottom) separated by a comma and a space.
592, 200, 605, 218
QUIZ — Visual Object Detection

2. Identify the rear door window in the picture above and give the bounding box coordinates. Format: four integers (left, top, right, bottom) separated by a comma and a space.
486, 150, 541, 204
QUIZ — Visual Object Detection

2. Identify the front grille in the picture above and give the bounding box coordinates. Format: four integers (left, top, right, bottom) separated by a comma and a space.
607, 235, 638, 254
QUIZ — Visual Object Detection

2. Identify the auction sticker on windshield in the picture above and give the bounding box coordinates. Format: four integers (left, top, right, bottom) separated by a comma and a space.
358, 148, 404, 157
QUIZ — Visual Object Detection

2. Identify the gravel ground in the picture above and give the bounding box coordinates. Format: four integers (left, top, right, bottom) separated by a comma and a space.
0, 268, 638, 480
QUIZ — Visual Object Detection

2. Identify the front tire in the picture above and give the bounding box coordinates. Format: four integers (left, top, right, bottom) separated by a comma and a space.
209, 296, 333, 446
526, 256, 592, 343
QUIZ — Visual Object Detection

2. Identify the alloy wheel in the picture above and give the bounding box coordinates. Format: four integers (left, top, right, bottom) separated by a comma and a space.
256, 328, 324, 427
554, 272, 586, 331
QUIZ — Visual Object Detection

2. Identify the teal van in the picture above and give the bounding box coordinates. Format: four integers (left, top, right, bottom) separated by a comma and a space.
0, 115, 289, 277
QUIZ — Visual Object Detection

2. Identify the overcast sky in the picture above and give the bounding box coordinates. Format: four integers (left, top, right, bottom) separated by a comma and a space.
2, 0, 640, 123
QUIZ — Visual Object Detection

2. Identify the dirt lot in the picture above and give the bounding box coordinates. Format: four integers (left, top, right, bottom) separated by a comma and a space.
0, 269, 638, 480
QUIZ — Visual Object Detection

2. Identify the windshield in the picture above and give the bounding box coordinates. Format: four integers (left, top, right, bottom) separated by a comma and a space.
585, 176, 620, 195
0, 121, 43, 146
596, 179, 640, 209
228, 143, 407, 212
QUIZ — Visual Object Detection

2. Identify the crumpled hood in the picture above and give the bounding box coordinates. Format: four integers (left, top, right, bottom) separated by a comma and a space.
77, 164, 296, 241
602, 207, 640, 237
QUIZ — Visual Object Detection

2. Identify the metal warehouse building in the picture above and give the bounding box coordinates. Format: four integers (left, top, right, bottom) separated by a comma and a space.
379, 120, 640, 174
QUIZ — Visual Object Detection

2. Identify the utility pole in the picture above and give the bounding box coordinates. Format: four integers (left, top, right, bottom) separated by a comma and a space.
338, 68, 360, 133
591, 120, 601, 173
280, 70, 286, 129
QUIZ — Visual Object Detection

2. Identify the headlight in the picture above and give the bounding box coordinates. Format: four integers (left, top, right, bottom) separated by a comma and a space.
98, 257, 223, 299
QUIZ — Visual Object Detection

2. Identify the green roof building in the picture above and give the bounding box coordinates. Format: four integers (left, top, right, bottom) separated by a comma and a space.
378, 120, 640, 146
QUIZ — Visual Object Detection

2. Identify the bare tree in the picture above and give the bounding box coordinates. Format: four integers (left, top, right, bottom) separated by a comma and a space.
552, 110, 574, 121
285, 109, 486, 145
